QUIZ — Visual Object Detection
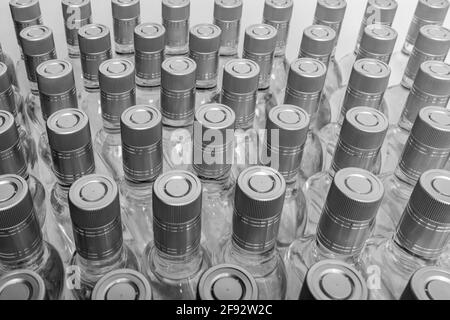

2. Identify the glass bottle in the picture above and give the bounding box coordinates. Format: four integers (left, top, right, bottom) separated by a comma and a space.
119, 105, 163, 256
262, 105, 310, 249
220, 166, 288, 300
297, 25, 336, 131
134, 22, 165, 108
383, 61, 450, 174
198, 264, 258, 300
0, 175, 65, 300
284, 58, 327, 181
304, 107, 388, 237
285, 167, 384, 300
375, 107, 450, 238
68, 174, 139, 300
319, 58, 390, 151
78, 24, 114, 134
359, 169, 450, 300
299, 260, 368, 300
213, 0, 242, 88
0, 43, 19, 91
192, 103, 235, 261
221, 59, 260, 177
312, 0, 347, 95
439, 245, 450, 270
91, 269, 152, 300
112, 0, 140, 58
162, 0, 190, 57
242, 24, 278, 132
142, 170, 211, 300
0, 110, 46, 229
95, 58, 136, 182
0, 270, 48, 300
263, 0, 293, 103
189, 24, 221, 108
400, 266, 450, 300
160, 56, 196, 172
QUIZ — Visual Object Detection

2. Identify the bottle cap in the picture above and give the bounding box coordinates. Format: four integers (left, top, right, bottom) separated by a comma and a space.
214, 0, 242, 21
299, 25, 336, 62
401, 266, 450, 300
0, 64, 17, 117
19, 25, 54, 56
62, 0, 92, 21
415, 25, 450, 56
92, 269, 152, 300
162, 0, 190, 21
233, 166, 286, 253
69, 174, 123, 261
314, 0, 347, 24
134, 23, 165, 53
395, 169, 450, 260
358, 24, 397, 60
317, 168, 384, 255
263, 0, 294, 23
78, 23, 111, 54
9, 0, 41, 23
111, 0, 140, 20
190, 24, 221, 53
152, 170, 202, 256
121, 105, 163, 183
243, 24, 277, 55
415, 0, 449, 22
0, 270, 46, 300
364, 0, 398, 25
198, 264, 258, 300
299, 260, 368, 300
0, 111, 27, 179
348, 58, 391, 94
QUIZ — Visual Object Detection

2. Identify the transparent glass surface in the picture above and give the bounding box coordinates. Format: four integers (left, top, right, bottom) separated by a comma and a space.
388, 51, 409, 88
383, 84, 410, 126
162, 124, 193, 172
300, 130, 324, 183
94, 129, 123, 182
254, 89, 278, 132
80, 89, 102, 135
314, 92, 332, 131
270, 55, 289, 104
195, 87, 220, 109
323, 58, 343, 96
232, 128, 259, 178
136, 86, 161, 109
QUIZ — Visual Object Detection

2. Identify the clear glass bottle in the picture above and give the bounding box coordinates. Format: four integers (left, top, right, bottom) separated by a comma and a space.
0, 110, 46, 229
297, 25, 336, 132
383, 61, 450, 174
0, 269, 49, 300
439, 245, 450, 270
95, 58, 136, 182
119, 105, 163, 256
312, 0, 347, 95
192, 103, 235, 261
162, 0, 190, 57
242, 24, 278, 132
375, 107, 450, 238
0, 175, 65, 300
134, 22, 165, 108
400, 266, 450, 300
285, 167, 384, 300
142, 170, 211, 300
68, 174, 139, 300
299, 260, 368, 300
359, 169, 450, 300
189, 24, 221, 108
219, 166, 288, 300
0, 43, 19, 90
160, 56, 196, 172
263, 0, 293, 104
304, 108, 388, 237
284, 58, 327, 181
78, 24, 114, 134
198, 264, 258, 300
213, 0, 242, 88
262, 105, 310, 249
112, 0, 140, 57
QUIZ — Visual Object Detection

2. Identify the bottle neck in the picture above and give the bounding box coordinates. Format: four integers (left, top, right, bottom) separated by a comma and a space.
230, 239, 277, 262
123, 179, 154, 198
312, 237, 357, 262
77, 243, 126, 273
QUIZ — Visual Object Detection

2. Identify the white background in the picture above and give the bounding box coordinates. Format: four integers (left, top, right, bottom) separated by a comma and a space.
0, 0, 448, 62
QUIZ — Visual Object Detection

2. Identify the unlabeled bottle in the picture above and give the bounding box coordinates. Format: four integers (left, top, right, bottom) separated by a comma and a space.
263, 0, 293, 103
375, 107, 450, 238
319, 58, 390, 148
119, 105, 163, 255
0, 270, 47, 300
95, 58, 136, 182
312, 0, 347, 95
192, 103, 235, 261
112, 0, 140, 57
134, 23, 165, 108
198, 264, 258, 300
400, 267, 450, 300
262, 105, 309, 249
285, 167, 384, 300
92, 269, 152, 300
304, 107, 388, 236
78, 24, 113, 134
162, 0, 190, 57
299, 260, 368, 300
68, 174, 139, 300
0, 43, 19, 91
221, 59, 260, 176
0, 175, 64, 300
220, 166, 287, 300
142, 170, 211, 300
160, 56, 196, 172
189, 24, 221, 107
384, 61, 450, 174
284, 58, 327, 181
360, 169, 450, 300
243, 24, 278, 131
0, 111, 46, 228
